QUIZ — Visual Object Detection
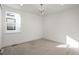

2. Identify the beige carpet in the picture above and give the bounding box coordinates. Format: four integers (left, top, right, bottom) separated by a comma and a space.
2, 39, 79, 55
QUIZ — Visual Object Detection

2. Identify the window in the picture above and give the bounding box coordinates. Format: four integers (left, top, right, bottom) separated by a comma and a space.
5, 11, 21, 33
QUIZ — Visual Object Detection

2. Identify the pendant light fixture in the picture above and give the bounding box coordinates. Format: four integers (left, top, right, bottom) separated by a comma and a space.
39, 4, 46, 15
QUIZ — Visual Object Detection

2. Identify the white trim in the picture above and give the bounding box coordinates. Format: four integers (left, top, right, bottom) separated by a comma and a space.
5, 11, 21, 33
0, 5, 2, 49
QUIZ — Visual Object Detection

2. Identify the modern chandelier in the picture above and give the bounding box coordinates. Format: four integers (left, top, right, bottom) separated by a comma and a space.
39, 4, 46, 15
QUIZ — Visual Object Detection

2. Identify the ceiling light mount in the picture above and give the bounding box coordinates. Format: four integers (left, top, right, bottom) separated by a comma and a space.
20, 4, 23, 6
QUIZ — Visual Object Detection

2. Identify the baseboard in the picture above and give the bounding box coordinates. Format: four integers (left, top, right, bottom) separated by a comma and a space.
2, 37, 65, 49
44, 37, 65, 44
2, 37, 43, 49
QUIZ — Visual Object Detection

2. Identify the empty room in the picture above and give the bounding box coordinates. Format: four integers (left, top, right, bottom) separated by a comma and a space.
0, 4, 79, 55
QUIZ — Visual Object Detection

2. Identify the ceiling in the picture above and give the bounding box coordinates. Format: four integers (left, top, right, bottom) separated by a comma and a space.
4, 4, 79, 15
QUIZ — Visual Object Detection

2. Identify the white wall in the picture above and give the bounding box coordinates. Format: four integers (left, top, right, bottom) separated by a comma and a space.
2, 6, 43, 47
2, 5, 79, 47
44, 7, 79, 43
